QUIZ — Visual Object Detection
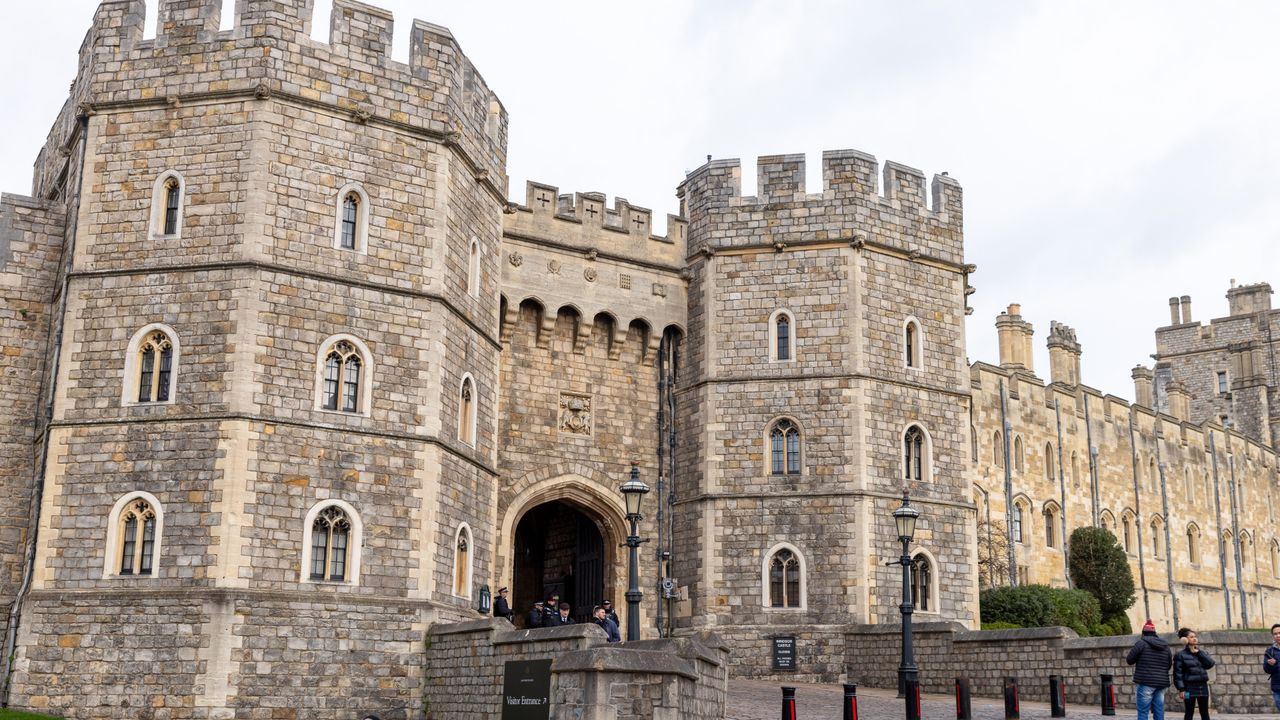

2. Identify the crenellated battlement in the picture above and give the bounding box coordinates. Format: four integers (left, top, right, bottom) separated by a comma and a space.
677, 150, 963, 265
504, 181, 687, 269
51, 0, 507, 192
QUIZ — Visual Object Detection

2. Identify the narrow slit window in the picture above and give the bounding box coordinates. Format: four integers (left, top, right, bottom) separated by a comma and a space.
163, 180, 180, 235
776, 315, 791, 361
340, 193, 359, 250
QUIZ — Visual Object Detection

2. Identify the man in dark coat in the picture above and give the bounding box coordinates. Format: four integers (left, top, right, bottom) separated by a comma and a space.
601, 600, 620, 628
1265, 623, 1280, 712
543, 594, 560, 625
592, 605, 620, 643
1127, 619, 1172, 720
526, 601, 544, 629
493, 587, 513, 622
548, 602, 574, 626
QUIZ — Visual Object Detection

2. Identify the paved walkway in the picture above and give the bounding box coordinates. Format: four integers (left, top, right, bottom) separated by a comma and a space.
726, 680, 1277, 720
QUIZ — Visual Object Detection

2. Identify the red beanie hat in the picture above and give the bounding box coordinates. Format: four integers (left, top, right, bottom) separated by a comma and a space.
1142, 619, 1155, 632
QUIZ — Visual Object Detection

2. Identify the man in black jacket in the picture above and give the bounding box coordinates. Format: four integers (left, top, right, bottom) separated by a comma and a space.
1127, 619, 1173, 720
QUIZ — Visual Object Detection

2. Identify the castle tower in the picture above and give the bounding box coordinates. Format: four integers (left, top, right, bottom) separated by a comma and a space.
674, 150, 975, 678
0, 1, 507, 714
1153, 281, 1280, 450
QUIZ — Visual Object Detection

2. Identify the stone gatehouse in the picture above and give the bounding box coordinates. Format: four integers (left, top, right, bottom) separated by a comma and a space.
0, 1, 1276, 718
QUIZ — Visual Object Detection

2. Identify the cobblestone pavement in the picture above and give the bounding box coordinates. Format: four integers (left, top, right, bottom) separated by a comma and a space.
726, 680, 1275, 720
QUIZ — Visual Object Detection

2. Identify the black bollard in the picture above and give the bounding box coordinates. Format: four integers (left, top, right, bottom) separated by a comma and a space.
843, 683, 859, 720
1003, 676, 1020, 720
1050, 675, 1067, 717
905, 676, 922, 720
955, 676, 972, 720
781, 686, 797, 720
1100, 674, 1116, 716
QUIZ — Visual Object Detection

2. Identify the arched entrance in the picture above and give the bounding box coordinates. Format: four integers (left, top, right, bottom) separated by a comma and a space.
513, 500, 616, 625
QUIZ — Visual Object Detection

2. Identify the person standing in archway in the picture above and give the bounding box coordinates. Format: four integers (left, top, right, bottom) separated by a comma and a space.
526, 600, 544, 629
593, 605, 620, 642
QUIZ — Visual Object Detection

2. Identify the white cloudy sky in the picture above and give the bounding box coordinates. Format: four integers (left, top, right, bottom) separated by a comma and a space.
3, 1, 1278, 398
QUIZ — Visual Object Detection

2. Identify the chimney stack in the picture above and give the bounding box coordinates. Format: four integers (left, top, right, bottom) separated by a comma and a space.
1180, 295, 1192, 324
1047, 321, 1082, 386
1166, 380, 1191, 422
1132, 365, 1154, 408
1168, 297, 1181, 325
996, 304, 1035, 372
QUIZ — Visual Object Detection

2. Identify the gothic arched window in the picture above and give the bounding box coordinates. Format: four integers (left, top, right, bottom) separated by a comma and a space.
149, 170, 185, 238
769, 419, 801, 476
136, 330, 175, 403
910, 553, 934, 611
310, 505, 352, 582
454, 525, 472, 597
459, 375, 477, 446
118, 498, 157, 576
333, 184, 370, 252
768, 548, 802, 608
320, 339, 364, 413
904, 425, 926, 482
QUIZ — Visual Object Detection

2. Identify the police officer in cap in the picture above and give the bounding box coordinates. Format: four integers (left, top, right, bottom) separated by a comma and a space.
493, 586, 513, 621
526, 600, 544, 629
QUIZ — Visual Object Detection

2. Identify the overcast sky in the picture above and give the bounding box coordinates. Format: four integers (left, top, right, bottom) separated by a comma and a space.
3, 1, 1278, 399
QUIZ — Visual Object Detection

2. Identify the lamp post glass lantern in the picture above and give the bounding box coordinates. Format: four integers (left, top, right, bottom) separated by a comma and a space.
620, 462, 650, 642
893, 491, 921, 720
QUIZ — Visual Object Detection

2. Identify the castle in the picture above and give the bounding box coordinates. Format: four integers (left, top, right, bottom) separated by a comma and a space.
0, 1, 1275, 717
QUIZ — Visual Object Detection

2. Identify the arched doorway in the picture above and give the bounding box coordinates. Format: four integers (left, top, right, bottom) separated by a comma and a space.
513, 501, 614, 625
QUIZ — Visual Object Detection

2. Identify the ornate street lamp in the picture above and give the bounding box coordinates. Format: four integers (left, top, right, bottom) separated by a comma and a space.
477, 584, 492, 616
620, 461, 650, 642
892, 491, 921, 720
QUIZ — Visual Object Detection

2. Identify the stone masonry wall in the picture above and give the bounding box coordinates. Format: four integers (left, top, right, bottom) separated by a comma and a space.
846, 623, 1276, 714
422, 618, 728, 720
0, 195, 66, 646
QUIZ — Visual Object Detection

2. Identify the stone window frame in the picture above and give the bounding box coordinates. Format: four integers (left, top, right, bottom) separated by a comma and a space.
332, 182, 371, 254
313, 334, 374, 417
1013, 435, 1025, 474
103, 491, 164, 579
1100, 509, 1116, 537
1044, 442, 1056, 481
1071, 451, 1081, 490
970, 424, 979, 465
1183, 467, 1194, 503
901, 423, 932, 484
453, 523, 473, 599
1011, 494, 1031, 545
765, 416, 804, 477
1221, 529, 1234, 577
1186, 522, 1202, 566
458, 374, 478, 447
993, 431, 1004, 468
1042, 501, 1062, 550
121, 323, 181, 407
760, 542, 806, 611
1149, 515, 1165, 560
768, 309, 795, 363
299, 499, 364, 587
909, 548, 939, 614
148, 170, 186, 240
1269, 538, 1279, 579
1215, 370, 1228, 395
902, 316, 924, 371
1120, 509, 1136, 555
1239, 531, 1253, 579
467, 237, 481, 298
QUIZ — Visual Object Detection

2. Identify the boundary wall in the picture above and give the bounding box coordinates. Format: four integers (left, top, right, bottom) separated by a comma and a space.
846, 623, 1275, 714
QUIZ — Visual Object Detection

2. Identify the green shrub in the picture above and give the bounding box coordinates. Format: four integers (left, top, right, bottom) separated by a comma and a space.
979, 584, 1102, 636
981, 621, 1024, 631
1068, 527, 1136, 618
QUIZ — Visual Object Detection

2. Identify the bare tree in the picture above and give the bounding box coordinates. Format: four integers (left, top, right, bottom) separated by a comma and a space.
977, 519, 1010, 588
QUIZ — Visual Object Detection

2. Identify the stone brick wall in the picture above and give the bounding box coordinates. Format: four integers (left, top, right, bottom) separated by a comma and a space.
846, 623, 1277, 714
674, 151, 976, 682
971, 331, 1280, 631
422, 618, 728, 720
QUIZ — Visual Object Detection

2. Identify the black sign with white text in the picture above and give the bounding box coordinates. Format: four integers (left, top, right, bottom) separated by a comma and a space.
772, 636, 797, 671
501, 659, 552, 720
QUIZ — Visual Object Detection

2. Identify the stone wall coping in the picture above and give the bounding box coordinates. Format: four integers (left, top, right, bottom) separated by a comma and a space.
552, 646, 698, 680
494, 623, 607, 646
955, 626, 1076, 643
847, 621, 967, 635
427, 617, 511, 637
621, 632, 729, 666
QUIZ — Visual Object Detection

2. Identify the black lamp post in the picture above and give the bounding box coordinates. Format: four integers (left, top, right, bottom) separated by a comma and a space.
892, 491, 921, 720
620, 461, 650, 642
